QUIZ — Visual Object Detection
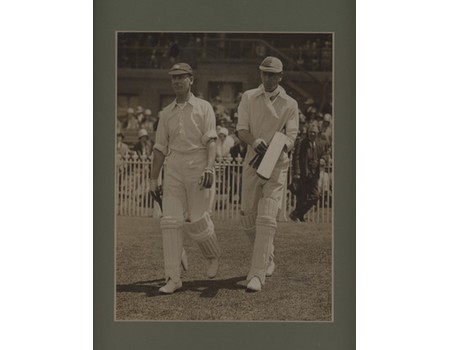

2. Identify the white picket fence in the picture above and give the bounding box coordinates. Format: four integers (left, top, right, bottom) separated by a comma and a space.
116, 154, 332, 223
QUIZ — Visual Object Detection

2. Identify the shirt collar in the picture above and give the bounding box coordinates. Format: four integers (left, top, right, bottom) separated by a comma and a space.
170, 93, 198, 110
256, 84, 288, 100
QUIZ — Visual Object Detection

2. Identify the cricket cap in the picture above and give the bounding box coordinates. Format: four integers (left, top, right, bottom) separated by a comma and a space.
259, 56, 283, 73
169, 63, 193, 75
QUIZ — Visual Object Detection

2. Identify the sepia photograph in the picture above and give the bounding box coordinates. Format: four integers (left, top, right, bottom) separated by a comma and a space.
114, 32, 333, 321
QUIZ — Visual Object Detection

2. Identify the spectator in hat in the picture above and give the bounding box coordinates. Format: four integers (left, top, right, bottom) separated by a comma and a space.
304, 99, 316, 120
125, 108, 139, 130
216, 127, 235, 160
136, 106, 145, 123
134, 128, 153, 157
140, 109, 155, 133
319, 113, 333, 146
289, 124, 324, 222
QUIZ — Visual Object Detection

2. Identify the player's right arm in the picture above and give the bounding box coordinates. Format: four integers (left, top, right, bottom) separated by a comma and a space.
236, 92, 267, 154
150, 149, 165, 180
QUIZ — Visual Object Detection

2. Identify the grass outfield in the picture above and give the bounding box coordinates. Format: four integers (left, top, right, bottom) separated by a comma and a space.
115, 216, 332, 321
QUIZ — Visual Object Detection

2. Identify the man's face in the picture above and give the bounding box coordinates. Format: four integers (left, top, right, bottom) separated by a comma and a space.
308, 130, 317, 141
260, 71, 283, 92
171, 74, 193, 96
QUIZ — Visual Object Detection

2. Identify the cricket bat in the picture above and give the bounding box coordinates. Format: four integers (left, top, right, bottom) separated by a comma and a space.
257, 132, 288, 180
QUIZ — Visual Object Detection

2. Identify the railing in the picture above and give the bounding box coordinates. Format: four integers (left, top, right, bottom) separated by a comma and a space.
116, 154, 332, 223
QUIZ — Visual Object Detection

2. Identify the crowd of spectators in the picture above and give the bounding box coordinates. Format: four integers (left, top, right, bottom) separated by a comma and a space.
118, 33, 332, 72
118, 33, 203, 69
116, 105, 159, 158
116, 95, 333, 172
281, 39, 332, 72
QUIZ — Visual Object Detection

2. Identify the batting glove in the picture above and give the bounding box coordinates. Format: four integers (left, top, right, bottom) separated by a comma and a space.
252, 138, 268, 155
150, 179, 163, 208
199, 167, 214, 189
248, 152, 264, 170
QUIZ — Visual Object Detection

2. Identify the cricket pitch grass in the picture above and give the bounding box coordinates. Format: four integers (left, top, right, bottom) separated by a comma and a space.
115, 216, 332, 321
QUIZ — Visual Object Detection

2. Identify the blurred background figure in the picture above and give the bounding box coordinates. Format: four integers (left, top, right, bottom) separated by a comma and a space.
319, 113, 332, 146
135, 106, 145, 123
299, 111, 307, 130
140, 109, 155, 133
213, 96, 227, 119
116, 132, 129, 157
216, 127, 235, 160
134, 129, 153, 157
117, 116, 124, 133
169, 40, 180, 65
125, 108, 139, 130
230, 137, 247, 160
318, 158, 332, 208
289, 124, 324, 222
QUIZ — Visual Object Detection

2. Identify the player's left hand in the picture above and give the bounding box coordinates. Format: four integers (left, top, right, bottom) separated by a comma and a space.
252, 138, 268, 155
199, 167, 214, 189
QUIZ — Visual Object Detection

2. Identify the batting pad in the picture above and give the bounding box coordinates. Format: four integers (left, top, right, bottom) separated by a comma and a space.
247, 198, 278, 284
160, 216, 184, 283
240, 212, 257, 243
257, 132, 289, 180
184, 212, 221, 259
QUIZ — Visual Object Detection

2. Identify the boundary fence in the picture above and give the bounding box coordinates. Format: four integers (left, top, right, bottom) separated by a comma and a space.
116, 155, 332, 223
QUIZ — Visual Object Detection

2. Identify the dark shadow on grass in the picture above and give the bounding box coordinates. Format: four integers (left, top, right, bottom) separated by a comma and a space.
116, 276, 247, 298
116, 278, 165, 297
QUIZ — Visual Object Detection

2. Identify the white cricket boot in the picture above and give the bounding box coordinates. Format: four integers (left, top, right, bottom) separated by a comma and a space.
158, 279, 182, 294
206, 258, 219, 278
247, 277, 262, 292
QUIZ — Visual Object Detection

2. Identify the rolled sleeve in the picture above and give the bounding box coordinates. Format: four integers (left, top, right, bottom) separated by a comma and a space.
154, 112, 169, 156
201, 129, 218, 146
201, 103, 217, 146
236, 92, 250, 131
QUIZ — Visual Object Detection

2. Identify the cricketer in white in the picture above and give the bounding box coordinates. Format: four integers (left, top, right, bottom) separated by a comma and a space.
237, 56, 299, 292
150, 63, 221, 294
